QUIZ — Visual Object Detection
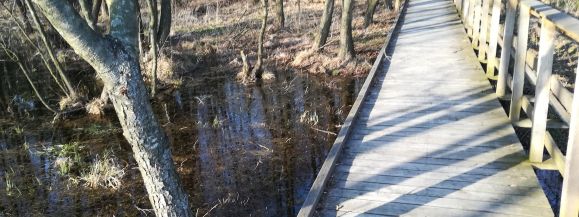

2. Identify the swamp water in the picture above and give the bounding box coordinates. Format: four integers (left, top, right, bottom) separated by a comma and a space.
0, 66, 365, 216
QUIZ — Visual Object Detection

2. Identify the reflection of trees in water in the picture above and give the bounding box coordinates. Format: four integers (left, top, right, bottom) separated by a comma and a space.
0, 71, 363, 216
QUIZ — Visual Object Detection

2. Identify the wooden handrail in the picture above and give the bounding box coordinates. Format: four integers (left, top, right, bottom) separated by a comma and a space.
453, 0, 579, 216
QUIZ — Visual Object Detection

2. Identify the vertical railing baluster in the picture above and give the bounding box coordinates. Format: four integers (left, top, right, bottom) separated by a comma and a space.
478, 0, 491, 61
530, 19, 556, 163
462, 0, 470, 25
561, 57, 579, 217
485, 0, 501, 77
496, 0, 518, 98
467, 0, 476, 36
472, 0, 482, 47
509, 6, 530, 122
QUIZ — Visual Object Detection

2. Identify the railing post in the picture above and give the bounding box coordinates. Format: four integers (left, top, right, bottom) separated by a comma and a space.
464, 0, 472, 34
561, 57, 579, 217
478, 0, 491, 61
485, 0, 501, 77
472, 0, 482, 47
467, 0, 476, 36
509, 5, 530, 122
530, 19, 556, 163
496, 0, 517, 98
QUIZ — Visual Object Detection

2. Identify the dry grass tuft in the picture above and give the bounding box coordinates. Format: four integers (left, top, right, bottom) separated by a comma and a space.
86, 97, 106, 116
261, 71, 276, 80
81, 151, 125, 190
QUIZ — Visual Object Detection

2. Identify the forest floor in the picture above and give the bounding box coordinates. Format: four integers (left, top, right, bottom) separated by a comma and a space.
146, 0, 395, 88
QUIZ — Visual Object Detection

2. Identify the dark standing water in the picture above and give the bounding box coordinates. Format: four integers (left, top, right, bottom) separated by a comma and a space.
0, 65, 365, 216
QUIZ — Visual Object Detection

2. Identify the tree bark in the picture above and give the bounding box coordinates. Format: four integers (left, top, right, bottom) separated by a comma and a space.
312, 0, 334, 50
274, 0, 285, 29
31, 0, 191, 216
248, 0, 268, 81
363, 0, 379, 28
338, 0, 355, 60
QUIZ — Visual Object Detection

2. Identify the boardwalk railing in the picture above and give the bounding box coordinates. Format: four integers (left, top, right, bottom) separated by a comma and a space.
453, 0, 579, 216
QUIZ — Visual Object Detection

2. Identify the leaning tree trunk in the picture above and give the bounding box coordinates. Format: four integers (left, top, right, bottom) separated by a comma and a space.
363, 0, 379, 28
274, 0, 284, 29
338, 0, 355, 60
312, 0, 334, 50
31, 0, 192, 216
248, 0, 268, 81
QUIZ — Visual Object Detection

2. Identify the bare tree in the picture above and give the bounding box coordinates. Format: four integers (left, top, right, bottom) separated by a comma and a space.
385, 0, 393, 9
246, 0, 268, 81
147, 0, 172, 95
157, 0, 172, 45
312, 0, 334, 50
274, 0, 285, 29
146, 0, 159, 95
338, 0, 355, 60
30, 0, 191, 216
364, 0, 379, 28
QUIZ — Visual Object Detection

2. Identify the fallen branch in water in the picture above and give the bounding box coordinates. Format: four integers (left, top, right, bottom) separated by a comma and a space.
310, 127, 337, 136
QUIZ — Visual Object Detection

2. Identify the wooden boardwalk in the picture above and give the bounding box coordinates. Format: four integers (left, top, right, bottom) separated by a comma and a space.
298, 0, 555, 216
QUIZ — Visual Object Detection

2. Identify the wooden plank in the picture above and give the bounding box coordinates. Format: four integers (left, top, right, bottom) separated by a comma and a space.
560, 58, 579, 217
327, 188, 550, 208
322, 196, 549, 217
509, 6, 531, 122
339, 157, 534, 176
529, 19, 556, 163
544, 131, 567, 175
334, 165, 538, 186
327, 188, 551, 213
296, 1, 409, 216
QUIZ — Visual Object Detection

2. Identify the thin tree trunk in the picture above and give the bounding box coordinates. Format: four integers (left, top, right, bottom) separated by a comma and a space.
24, 0, 78, 99
312, 0, 334, 50
157, 0, 172, 45
31, 0, 192, 215
338, 0, 355, 60
249, 0, 268, 81
275, 0, 285, 29
363, 0, 379, 28
385, 0, 393, 9
146, 0, 159, 95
